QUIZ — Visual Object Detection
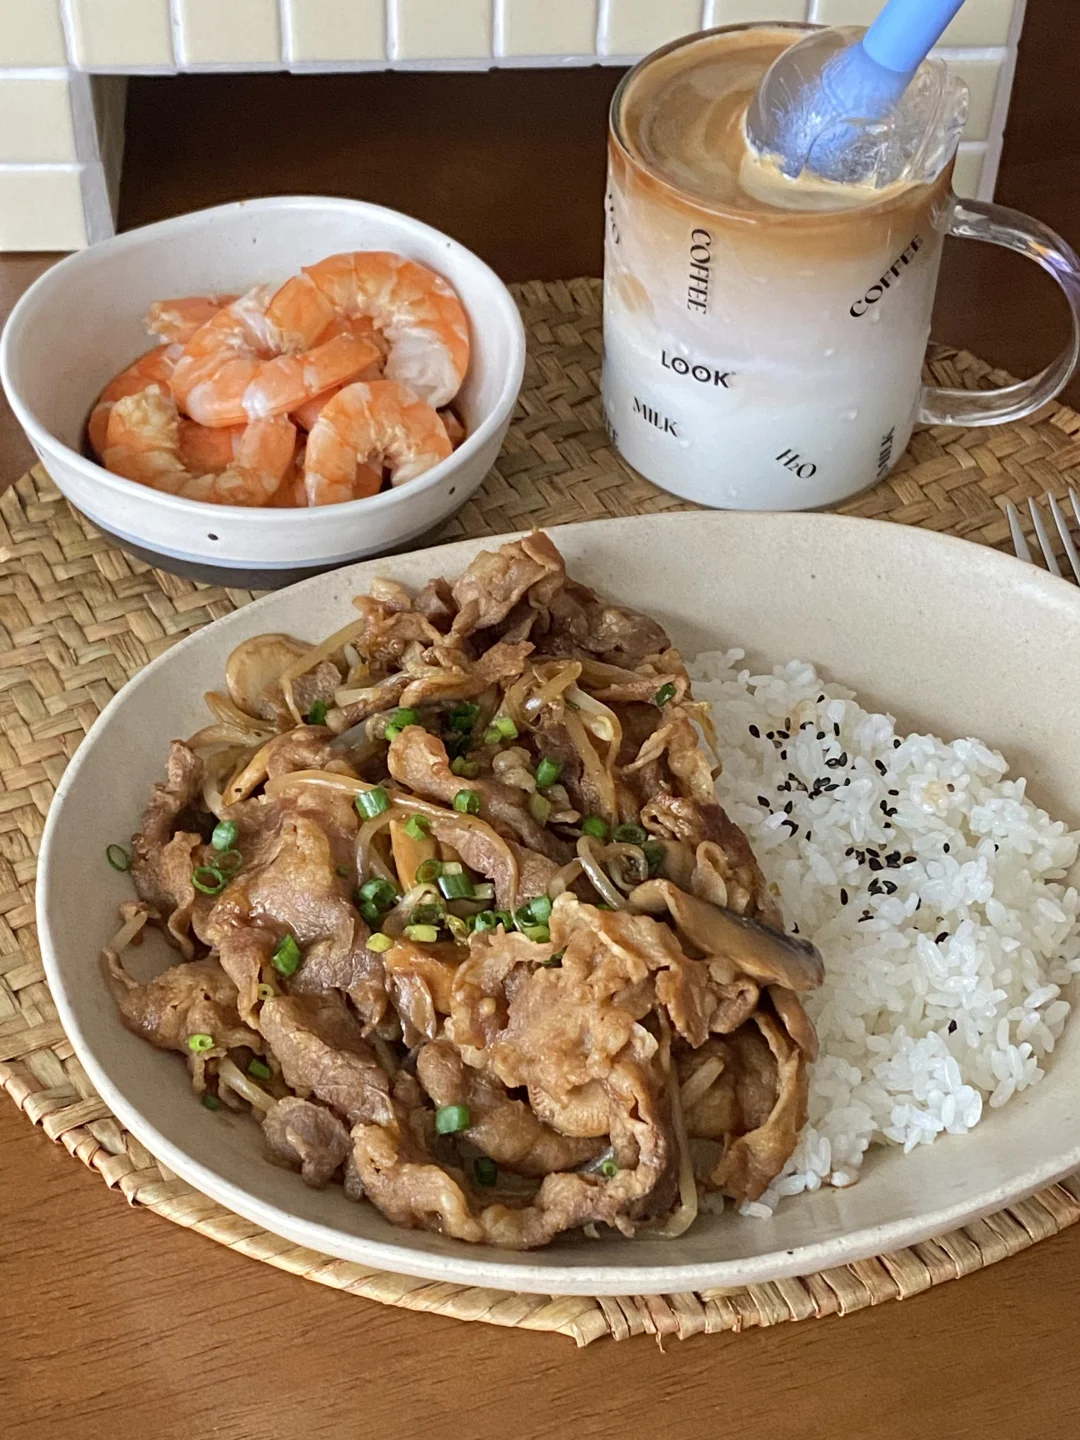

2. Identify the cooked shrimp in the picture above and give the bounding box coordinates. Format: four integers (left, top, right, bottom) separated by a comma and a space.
304, 379, 452, 506
102, 386, 297, 506
145, 294, 238, 345
265, 252, 470, 409
178, 418, 245, 473
439, 408, 467, 448
88, 345, 183, 458
171, 286, 380, 429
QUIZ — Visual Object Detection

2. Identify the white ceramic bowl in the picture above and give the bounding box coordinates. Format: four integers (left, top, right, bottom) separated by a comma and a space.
0, 196, 525, 586
37, 512, 1080, 1297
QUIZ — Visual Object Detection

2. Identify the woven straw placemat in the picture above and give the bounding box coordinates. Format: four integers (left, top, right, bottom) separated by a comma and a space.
3, 277, 1080, 1347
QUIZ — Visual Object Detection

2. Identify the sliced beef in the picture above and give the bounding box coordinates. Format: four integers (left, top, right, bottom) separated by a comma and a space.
138, 741, 205, 848
450, 532, 566, 637
104, 952, 260, 1055
258, 992, 392, 1126
262, 1095, 350, 1187
387, 727, 569, 862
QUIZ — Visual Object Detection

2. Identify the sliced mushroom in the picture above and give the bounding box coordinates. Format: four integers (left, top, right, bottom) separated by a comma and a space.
628, 878, 824, 993
226, 633, 311, 723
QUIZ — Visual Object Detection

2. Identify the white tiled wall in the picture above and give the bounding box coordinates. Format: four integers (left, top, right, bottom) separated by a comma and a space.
0, 0, 1029, 249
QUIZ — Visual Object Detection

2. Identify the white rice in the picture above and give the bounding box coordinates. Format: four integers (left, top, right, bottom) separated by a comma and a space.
692, 650, 1080, 1214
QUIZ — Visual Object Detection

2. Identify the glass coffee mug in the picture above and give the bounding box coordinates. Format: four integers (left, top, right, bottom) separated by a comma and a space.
601, 23, 1080, 510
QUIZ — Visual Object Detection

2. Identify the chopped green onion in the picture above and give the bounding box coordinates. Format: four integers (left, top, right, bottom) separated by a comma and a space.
522, 924, 551, 944
360, 900, 382, 925
187, 1032, 214, 1053
305, 699, 328, 726
358, 877, 399, 908
106, 844, 131, 872
535, 756, 563, 789
201, 1093, 222, 1111
542, 950, 565, 968
355, 786, 390, 819
410, 903, 444, 927
528, 791, 551, 825
453, 788, 481, 815
527, 894, 553, 924
434, 1103, 471, 1134
192, 865, 227, 895
445, 914, 469, 942
451, 755, 479, 778
594, 902, 614, 911
404, 923, 440, 943
248, 1058, 272, 1080
438, 870, 474, 900
643, 841, 665, 875
367, 932, 393, 953
404, 814, 429, 841
391, 707, 420, 729
654, 682, 677, 707
215, 848, 243, 875
494, 714, 518, 739
415, 858, 443, 884
474, 1156, 498, 1187
448, 703, 480, 733
471, 882, 496, 901
581, 815, 609, 840
211, 820, 238, 851
600, 1159, 619, 1178
272, 934, 302, 976
495, 910, 514, 930
256, 982, 276, 1001
384, 723, 402, 741
441, 861, 464, 874
471, 911, 500, 933
336, 863, 351, 878
612, 823, 648, 846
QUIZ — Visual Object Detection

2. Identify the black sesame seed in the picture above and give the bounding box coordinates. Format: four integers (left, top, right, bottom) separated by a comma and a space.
758, 795, 770, 807
859, 911, 872, 921
882, 880, 897, 894
784, 820, 799, 835
805, 831, 812, 842
948, 1019, 958, 1034
886, 851, 900, 864
817, 695, 825, 704
904, 855, 916, 864
875, 759, 887, 776
935, 932, 948, 944
888, 789, 900, 797
785, 717, 792, 730
840, 888, 849, 904
784, 800, 794, 815
943, 843, 951, 853
833, 723, 841, 737
780, 750, 788, 761
816, 730, 826, 740
777, 730, 789, 740
766, 730, 775, 740
893, 738, 901, 748
868, 857, 883, 871
749, 725, 760, 738
843, 778, 851, 786
845, 847, 854, 857
791, 922, 799, 934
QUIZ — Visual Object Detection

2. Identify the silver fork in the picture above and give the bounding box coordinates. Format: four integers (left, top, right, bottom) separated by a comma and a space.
1006, 491, 1080, 583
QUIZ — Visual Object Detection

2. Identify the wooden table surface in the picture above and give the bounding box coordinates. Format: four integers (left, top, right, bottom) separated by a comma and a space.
4, 3, 1080, 1433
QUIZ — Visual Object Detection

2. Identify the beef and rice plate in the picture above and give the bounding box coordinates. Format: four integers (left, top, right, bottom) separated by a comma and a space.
103, 532, 823, 1248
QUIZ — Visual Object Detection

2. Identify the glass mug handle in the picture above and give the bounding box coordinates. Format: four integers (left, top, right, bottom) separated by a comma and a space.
918, 198, 1080, 426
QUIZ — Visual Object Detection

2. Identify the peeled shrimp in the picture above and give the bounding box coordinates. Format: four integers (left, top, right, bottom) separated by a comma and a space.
303, 379, 452, 506
178, 418, 246, 473
266, 252, 470, 409
145, 294, 238, 345
87, 345, 182, 458
171, 286, 380, 428
102, 385, 297, 506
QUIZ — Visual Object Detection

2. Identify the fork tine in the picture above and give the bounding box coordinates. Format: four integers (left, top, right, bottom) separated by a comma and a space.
1028, 496, 1062, 577
1048, 492, 1080, 584
1006, 501, 1032, 564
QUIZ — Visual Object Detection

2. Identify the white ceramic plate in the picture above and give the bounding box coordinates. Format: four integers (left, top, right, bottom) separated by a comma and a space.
37, 512, 1080, 1296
